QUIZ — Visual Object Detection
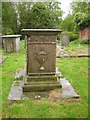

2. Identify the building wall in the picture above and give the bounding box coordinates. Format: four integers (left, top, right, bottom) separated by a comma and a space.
80, 28, 90, 39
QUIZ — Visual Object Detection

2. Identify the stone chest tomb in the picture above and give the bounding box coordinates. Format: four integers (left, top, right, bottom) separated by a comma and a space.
1, 35, 21, 53
22, 29, 62, 92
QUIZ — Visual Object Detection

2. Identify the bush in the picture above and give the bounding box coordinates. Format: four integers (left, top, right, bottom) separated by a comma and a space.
79, 38, 90, 44
60, 31, 79, 42
71, 38, 90, 44
70, 39, 80, 44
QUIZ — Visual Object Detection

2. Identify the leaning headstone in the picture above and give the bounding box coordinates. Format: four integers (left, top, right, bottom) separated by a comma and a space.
1, 35, 21, 53
60, 34, 70, 46
21, 29, 62, 92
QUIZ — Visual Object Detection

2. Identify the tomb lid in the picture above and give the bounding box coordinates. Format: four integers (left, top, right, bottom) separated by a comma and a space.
1, 35, 21, 38
21, 29, 62, 32
21, 29, 62, 36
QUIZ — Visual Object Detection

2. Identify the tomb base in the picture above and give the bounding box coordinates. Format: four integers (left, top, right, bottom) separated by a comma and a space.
23, 75, 61, 92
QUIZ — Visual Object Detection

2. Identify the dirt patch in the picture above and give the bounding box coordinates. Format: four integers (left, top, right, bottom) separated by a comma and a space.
60, 97, 82, 103
23, 89, 62, 104
48, 89, 61, 104
74, 50, 87, 55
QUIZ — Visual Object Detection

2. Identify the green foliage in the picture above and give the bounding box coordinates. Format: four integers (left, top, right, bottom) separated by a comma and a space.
71, 1, 89, 14
70, 38, 90, 44
3, 2, 62, 34
74, 12, 90, 30
0, 2, 2, 33
29, 2, 53, 28
71, 1, 90, 30
60, 14, 75, 32
28, 2, 62, 29
61, 31, 79, 42
64, 40, 88, 56
17, 2, 34, 32
79, 38, 90, 44
19, 2, 62, 29
2, 2, 18, 34
70, 39, 80, 44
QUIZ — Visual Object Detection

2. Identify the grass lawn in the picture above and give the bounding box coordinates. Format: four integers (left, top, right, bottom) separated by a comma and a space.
63, 41, 88, 56
1, 40, 88, 118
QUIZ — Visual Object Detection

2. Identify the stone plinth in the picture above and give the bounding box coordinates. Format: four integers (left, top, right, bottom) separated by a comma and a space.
21, 29, 62, 92
1, 35, 21, 53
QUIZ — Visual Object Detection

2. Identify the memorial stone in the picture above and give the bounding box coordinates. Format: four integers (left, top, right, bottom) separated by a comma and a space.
1, 35, 21, 53
60, 34, 70, 46
22, 29, 62, 92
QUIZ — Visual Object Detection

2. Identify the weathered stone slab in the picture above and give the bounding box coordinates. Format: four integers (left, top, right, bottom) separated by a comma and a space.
8, 80, 24, 100
60, 78, 79, 98
8, 67, 79, 100
15, 67, 25, 79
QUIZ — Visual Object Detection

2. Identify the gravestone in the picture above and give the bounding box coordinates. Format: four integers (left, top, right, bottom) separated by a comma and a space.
1, 35, 21, 53
60, 34, 70, 46
21, 29, 62, 92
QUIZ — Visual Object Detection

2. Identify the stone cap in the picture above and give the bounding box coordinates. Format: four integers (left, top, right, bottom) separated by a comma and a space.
21, 29, 62, 36
21, 29, 62, 32
1, 35, 21, 38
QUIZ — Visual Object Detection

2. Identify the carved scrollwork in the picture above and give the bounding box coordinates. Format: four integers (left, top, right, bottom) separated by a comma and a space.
35, 49, 47, 71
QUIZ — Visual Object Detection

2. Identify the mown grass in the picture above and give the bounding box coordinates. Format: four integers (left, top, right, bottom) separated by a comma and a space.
64, 41, 88, 56
1, 40, 88, 118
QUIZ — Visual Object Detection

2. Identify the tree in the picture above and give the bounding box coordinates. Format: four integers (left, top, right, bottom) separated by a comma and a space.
71, 1, 90, 31
46, 2, 63, 28
2, 2, 63, 34
16, 2, 34, 32
71, 1, 89, 14
2, 2, 17, 34
17, 2, 62, 30
60, 14, 75, 32
74, 12, 90, 30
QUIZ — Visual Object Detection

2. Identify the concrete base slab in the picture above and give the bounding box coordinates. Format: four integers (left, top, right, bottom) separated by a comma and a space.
14, 67, 25, 79
8, 80, 24, 100
8, 67, 79, 100
60, 78, 79, 98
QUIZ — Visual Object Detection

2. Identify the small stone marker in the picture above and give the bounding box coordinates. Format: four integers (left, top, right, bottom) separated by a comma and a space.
1, 35, 21, 53
60, 34, 70, 46
21, 29, 62, 92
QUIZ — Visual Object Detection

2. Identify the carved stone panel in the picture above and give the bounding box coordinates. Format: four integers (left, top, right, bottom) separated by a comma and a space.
28, 36, 56, 43
27, 43, 56, 75
21, 29, 62, 92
